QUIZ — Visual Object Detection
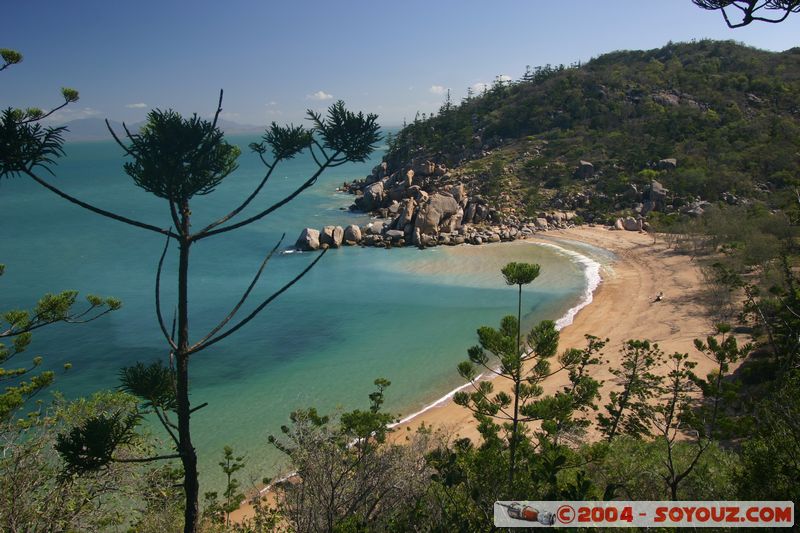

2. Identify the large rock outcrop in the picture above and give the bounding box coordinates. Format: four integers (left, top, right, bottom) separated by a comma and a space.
316, 156, 593, 251
648, 180, 668, 211
343, 224, 362, 244
615, 217, 643, 231
296, 228, 320, 251
319, 226, 344, 248
414, 193, 459, 236
397, 198, 416, 227
355, 180, 386, 211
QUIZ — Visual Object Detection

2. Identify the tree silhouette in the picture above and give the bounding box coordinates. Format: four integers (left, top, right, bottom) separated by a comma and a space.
498, 262, 540, 485
1, 49, 120, 423
692, 0, 800, 27
4, 69, 379, 530
456, 312, 603, 492
598, 340, 664, 442
201, 445, 246, 527
0, 281, 120, 422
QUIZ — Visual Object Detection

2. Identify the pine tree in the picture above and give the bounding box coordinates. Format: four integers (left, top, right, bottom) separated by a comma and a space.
456, 263, 602, 491
202, 446, 246, 527
3, 49, 380, 531
598, 340, 664, 441
693, 0, 799, 28
1, 49, 120, 423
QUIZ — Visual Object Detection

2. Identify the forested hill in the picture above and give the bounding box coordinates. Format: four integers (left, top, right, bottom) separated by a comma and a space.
382, 40, 800, 222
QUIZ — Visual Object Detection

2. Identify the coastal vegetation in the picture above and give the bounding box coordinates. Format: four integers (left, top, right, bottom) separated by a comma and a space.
1, 47, 381, 533
381, 39, 800, 223
291, 39, 800, 258
1, 48, 121, 424
3, 6, 800, 530
237, 36, 800, 528
0, 272, 120, 422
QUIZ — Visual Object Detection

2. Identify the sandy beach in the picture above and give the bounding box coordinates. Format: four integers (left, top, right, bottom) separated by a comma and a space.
233, 225, 727, 521
390, 225, 726, 443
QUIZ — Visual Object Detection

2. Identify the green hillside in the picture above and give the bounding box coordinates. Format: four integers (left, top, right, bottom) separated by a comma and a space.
385, 40, 800, 221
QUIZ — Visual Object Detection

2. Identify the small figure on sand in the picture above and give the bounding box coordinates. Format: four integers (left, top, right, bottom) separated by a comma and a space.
653, 291, 664, 303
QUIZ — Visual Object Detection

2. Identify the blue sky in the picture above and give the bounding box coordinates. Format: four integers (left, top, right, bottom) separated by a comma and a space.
3, 0, 799, 127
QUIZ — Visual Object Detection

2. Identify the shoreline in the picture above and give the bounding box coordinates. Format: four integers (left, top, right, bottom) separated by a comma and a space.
389, 225, 724, 444
387, 237, 606, 430
233, 225, 723, 520
249, 231, 605, 497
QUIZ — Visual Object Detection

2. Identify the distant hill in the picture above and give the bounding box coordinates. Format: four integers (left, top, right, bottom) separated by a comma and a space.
58, 118, 128, 142
384, 40, 800, 219
59, 117, 266, 142
213, 118, 266, 136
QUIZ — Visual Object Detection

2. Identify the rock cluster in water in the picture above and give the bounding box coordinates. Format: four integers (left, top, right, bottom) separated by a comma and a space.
295, 150, 752, 250
295, 158, 583, 251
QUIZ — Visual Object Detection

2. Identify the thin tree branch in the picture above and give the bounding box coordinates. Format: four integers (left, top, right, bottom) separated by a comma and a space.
153, 407, 180, 447
0, 359, 43, 381
113, 453, 182, 464
195, 153, 338, 240
23, 170, 178, 238
475, 363, 507, 379
189, 249, 327, 353
160, 407, 180, 430
194, 162, 281, 235
750, 7, 794, 22
155, 233, 178, 351
460, 402, 513, 422
189, 402, 208, 414
715, 0, 797, 27
672, 439, 710, 489
63, 303, 102, 322
311, 139, 329, 161
726, 2, 748, 27
169, 201, 183, 238
189, 235, 285, 351
1, 305, 111, 337
64, 307, 117, 325
468, 352, 508, 379
18, 101, 71, 125
105, 119, 135, 157
778, 295, 800, 320
210, 89, 223, 131
466, 379, 514, 420
327, 158, 354, 168
308, 142, 324, 168
122, 121, 138, 145
256, 151, 273, 169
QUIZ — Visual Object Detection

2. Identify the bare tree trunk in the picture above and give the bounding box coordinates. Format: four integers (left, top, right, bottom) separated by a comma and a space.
177, 352, 199, 533
176, 205, 199, 533
606, 380, 632, 442
509, 380, 520, 490
509, 284, 522, 490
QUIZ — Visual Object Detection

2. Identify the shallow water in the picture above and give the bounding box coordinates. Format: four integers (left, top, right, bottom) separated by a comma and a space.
1, 136, 600, 487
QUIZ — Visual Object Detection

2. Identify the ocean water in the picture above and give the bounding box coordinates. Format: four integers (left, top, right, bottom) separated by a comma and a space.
0, 135, 604, 488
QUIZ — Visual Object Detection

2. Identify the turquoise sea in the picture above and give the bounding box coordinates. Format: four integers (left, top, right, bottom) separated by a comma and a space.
0, 134, 610, 489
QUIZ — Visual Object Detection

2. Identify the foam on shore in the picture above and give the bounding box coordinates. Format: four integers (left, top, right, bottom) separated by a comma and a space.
387, 240, 605, 429
258, 239, 607, 495
530, 241, 603, 331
